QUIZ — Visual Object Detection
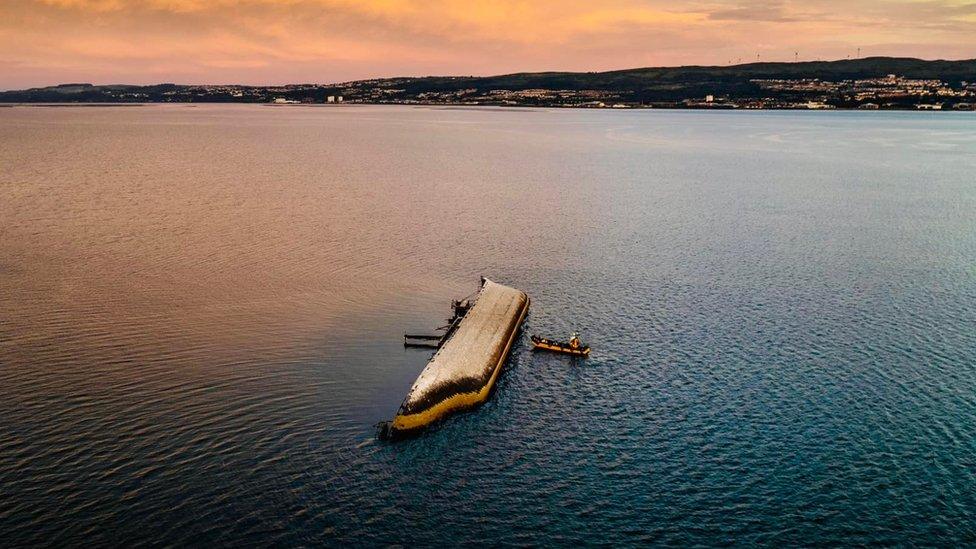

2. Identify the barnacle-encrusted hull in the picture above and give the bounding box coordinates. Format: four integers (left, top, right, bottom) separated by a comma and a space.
388, 279, 529, 438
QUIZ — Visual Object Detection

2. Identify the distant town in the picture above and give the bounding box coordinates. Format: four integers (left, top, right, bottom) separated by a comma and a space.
3, 57, 976, 110
272, 74, 976, 110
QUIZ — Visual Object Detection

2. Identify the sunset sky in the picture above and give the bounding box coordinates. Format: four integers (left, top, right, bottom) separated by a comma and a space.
2, 0, 975, 89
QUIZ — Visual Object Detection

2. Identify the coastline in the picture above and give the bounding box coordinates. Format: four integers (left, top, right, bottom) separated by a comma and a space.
2, 101, 974, 111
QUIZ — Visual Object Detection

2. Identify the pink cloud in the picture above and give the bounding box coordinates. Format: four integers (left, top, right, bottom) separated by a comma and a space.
1, 0, 974, 89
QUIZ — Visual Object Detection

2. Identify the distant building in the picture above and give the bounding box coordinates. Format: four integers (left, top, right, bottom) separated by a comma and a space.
337, 96, 343, 102
705, 94, 714, 103
916, 103, 942, 110
859, 102, 879, 109
327, 96, 335, 103
803, 101, 832, 109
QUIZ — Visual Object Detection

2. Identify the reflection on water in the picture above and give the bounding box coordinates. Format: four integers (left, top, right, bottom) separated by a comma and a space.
2, 105, 975, 545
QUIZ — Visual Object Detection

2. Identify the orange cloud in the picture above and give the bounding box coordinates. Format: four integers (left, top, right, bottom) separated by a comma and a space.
2, 0, 974, 88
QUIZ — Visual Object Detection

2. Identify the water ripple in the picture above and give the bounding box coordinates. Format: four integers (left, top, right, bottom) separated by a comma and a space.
2, 106, 976, 545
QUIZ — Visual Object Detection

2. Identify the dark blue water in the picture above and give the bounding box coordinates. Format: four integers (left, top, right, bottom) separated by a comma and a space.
2, 105, 975, 545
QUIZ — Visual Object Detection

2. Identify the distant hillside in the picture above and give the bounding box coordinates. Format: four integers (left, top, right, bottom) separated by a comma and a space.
2, 57, 975, 104
0, 83, 183, 102
400, 57, 976, 90
391, 57, 976, 101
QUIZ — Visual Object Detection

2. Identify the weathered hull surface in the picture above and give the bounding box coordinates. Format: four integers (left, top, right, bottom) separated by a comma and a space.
389, 279, 529, 438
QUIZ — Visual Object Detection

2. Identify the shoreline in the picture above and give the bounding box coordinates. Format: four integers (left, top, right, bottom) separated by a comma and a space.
2, 101, 974, 112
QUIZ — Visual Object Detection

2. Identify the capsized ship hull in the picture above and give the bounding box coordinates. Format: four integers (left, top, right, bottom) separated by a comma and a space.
383, 279, 529, 439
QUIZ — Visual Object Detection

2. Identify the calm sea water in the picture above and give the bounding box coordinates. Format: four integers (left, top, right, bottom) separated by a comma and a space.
2, 104, 975, 546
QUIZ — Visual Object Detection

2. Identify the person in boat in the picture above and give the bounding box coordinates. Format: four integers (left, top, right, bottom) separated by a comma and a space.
531, 332, 590, 356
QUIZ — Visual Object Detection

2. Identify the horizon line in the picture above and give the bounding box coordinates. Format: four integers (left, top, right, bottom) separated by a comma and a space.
7, 55, 976, 92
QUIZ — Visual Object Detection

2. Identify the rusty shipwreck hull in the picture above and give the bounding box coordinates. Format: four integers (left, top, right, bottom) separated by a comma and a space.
382, 279, 529, 439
